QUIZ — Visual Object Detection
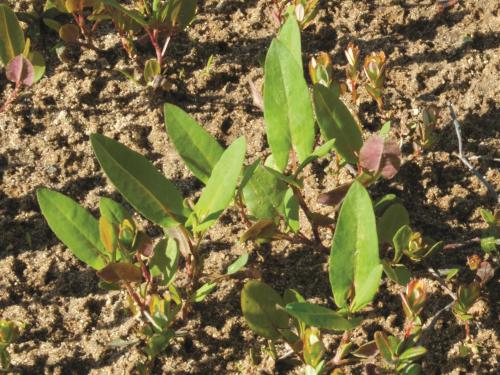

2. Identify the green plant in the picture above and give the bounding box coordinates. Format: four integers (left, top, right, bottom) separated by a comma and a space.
364, 51, 386, 112
240, 182, 381, 374
240, 281, 327, 374
0, 320, 24, 371
371, 280, 427, 374
37, 130, 248, 372
452, 282, 480, 340
270, 1, 319, 30
43, 0, 104, 50
411, 106, 439, 154
479, 208, 499, 254
344, 42, 360, 103
0, 4, 45, 113
102, 0, 197, 87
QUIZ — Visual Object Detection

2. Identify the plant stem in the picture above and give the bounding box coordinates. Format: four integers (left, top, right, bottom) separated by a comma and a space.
291, 185, 321, 243
443, 237, 481, 251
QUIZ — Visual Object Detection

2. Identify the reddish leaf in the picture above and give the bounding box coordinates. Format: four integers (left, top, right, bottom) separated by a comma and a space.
6, 55, 35, 86
97, 262, 142, 283
476, 261, 494, 287
318, 182, 352, 206
359, 135, 401, 179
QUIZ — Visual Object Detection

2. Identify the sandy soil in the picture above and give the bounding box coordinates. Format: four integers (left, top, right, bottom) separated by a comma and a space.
0, 0, 498, 374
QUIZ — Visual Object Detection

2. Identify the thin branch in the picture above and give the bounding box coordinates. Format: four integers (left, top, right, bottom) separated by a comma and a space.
448, 102, 499, 203
443, 237, 481, 251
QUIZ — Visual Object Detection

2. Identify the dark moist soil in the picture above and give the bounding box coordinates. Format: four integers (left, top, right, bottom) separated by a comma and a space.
1, 0, 499, 374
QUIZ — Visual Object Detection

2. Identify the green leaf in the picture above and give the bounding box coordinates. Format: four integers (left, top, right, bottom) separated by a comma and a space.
143, 58, 160, 82
377, 203, 410, 245
242, 163, 288, 221
0, 4, 25, 65
296, 139, 336, 176
283, 188, 300, 233
277, 15, 302, 70
313, 84, 362, 164
226, 252, 249, 275
91, 134, 189, 228
190, 282, 217, 302
329, 181, 382, 312
162, 0, 197, 29
285, 302, 361, 331
401, 363, 422, 375
99, 197, 131, 226
374, 332, 393, 363
27, 51, 45, 83
264, 39, 315, 171
399, 346, 427, 361
241, 280, 289, 340
445, 268, 460, 281
149, 238, 179, 286
193, 137, 246, 231
37, 189, 106, 270
240, 219, 277, 243
392, 225, 412, 263
382, 260, 411, 286
263, 166, 302, 189
164, 103, 223, 184
100, 0, 147, 26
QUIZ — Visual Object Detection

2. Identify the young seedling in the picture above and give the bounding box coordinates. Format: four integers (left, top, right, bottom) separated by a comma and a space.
364, 51, 386, 112
0, 4, 45, 113
411, 106, 439, 154
479, 208, 499, 255
241, 182, 382, 373
241, 281, 327, 374
38, 129, 248, 371
309, 52, 334, 87
452, 282, 480, 340
344, 42, 360, 103
270, 1, 319, 30
102, 0, 197, 87
0, 320, 24, 371
43, 0, 104, 50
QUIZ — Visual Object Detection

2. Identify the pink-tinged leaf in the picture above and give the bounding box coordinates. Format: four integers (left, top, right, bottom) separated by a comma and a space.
379, 139, 401, 179
359, 135, 401, 179
318, 182, 352, 206
359, 136, 384, 172
476, 261, 494, 287
6, 55, 35, 86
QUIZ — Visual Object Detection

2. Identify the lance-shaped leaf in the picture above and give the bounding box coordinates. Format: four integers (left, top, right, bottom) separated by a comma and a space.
150, 238, 179, 286
164, 103, 223, 184
100, 0, 147, 26
193, 137, 246, 232
91, 134, 189, 228
313, 84, 362, 164
241, 280, 289, 340
329, 181, 382, 312
0, 5, 25, 66
162, 0, 197, 30
243, 163, 288, 220
99, 197, 131, 226
6, 55, 34, 86
377, 203, 409, 245
264, 39, 315, 171
286, 302, 361, 331
226, 252, 249, 275
277, 15, 302, 70
37, 189, 106, 270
